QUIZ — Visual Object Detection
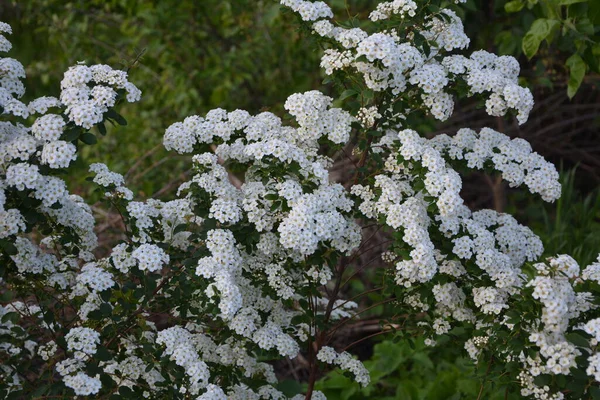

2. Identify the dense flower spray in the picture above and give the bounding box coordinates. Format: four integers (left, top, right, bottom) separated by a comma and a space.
0, 2, 599, 399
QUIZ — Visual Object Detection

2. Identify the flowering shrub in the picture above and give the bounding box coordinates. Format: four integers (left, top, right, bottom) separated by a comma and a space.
0, 1, 599, 399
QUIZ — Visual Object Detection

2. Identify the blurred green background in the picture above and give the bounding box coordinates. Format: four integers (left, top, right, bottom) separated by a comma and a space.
2, 0, 599, 397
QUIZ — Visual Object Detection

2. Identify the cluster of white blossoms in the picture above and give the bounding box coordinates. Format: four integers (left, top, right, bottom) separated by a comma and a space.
0, 20, 141, 254
60, 63, 141, 128
369, 0, 417, 21
293, 0, 534, 125
280, 0, 333, 21
57, 327, 103, 395
371, 127, 589, 398
317, 347, 371, 387
65, 327, 101, 356
89, 162, 134, 200
431, 127, 561, 201
23, 85, 363, 397
132, 243, 170, 272
156, 327, 211, 396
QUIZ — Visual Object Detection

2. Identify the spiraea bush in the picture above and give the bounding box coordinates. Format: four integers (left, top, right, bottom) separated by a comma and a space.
1, 1, 600, 399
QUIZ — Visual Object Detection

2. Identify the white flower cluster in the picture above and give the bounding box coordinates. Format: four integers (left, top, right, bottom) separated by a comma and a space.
55, 328, 104, 395
582, 255, 600, 283
284, 91, 354, 144
197, 229, 243, 318
280, 0, 333, 21
356, 106, 382, 128
156, 327, 210, 395
369, 0, 417, 21
89, 162, 133, 200
285, 0, 534, 125
317, 346, 370, 387
432, 127, 561, 201
528, 256, 583, 334
60, 63, 141, 128
61, 371, 102, 396
466, 255, 600, 398
348, 119, 582, 399
464, 336, 488, 361
278, 184, 361, 255
0, 21, 141, 255
76, 262, 115, 293
65, 327, 101, 357
37, 341, 58, 361
125, 197, 199, 246
132, 243, 170, 272
442, 51, 534, 123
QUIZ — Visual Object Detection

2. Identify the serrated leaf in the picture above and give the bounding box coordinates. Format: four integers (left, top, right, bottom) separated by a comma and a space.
566, 53, 586, 99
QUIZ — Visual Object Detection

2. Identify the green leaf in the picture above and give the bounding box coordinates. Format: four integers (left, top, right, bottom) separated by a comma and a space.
590, 0, 600, 23
590, 386, 600, 399
99, 303, 112, 316
504, 0, 525, 12
276, 380, 303, 397
173, 224, 188, 234
105, 109, 128, 126
119, 386, 134, 397
30, 384, 49, 397
522, 18, 560, 59
566, 331, 590, 348
583, 44, 600, 73
533, 374, 552, 387
0, 290, 14, 302
371, 341, 405, 377
95, 346, 112, 361
62, 127, 81, 142
97, 121, 107, 136
42, 310, 55, 325
558, 0, 587, 4
0, 240, 18, 256
80, 132, 98, 145
1, 312, 19, 324
575, 17, 594, 35
338, 89, 358, 101
566, 53, 586, 99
